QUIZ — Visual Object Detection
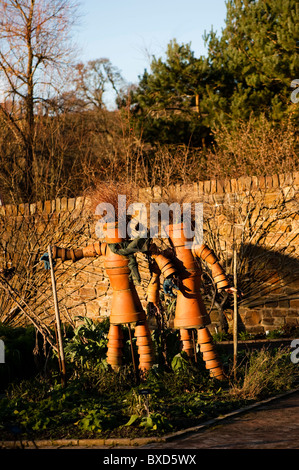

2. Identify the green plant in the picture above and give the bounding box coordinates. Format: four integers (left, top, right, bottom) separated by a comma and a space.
266, 330, 284, 339
63, 316, 109, 367
171, 353, 190, 372
212, 331, 232, 342
124, 412, 172, 432
238, 331, 254, 341
75, 405, 117, 433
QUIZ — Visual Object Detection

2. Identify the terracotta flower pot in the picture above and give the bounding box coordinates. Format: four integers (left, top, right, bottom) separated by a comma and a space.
106, 355, 122, 367
107, 339, 124, 348
202, 350, 218, 362
199, 342, 215, 352
205, 359, 225, 380
182, 340, 193, 350
197, 327, 213, 344
137, 345, 153, 355
167, 223, 210, 330
146, 273, 160, 304
180, 329, 191, 341
209, 367, 225, 379
174, 295, 209, 329
108, 325, 124, 339
151, 252, 177, 278
204, 359, 221, 370
139, 353, 153, 362
106, 348, 123, 357
139, 362, 153, 371
110, 289, 145, 324
136, 336, 151, 346
134, 323, 150, 337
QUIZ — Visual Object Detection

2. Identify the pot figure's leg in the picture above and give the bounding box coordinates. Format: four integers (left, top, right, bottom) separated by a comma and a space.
197, 327, 225, 380
180, 329, 194, 358
106, 324, 124, 370
134, 323, 154, 373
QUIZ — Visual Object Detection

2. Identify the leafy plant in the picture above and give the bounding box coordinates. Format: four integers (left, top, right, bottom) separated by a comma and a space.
171, 353, 189, 372
124, 412, 172, 432
75, 405, 117, 433
63, 316, 109, 367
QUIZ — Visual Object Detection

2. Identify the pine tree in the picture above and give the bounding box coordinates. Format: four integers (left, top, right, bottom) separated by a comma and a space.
203, 0, 299, 126
128, 39, 210, 146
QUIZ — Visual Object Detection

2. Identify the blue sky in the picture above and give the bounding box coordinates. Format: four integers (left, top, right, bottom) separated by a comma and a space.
75, 0, 227, 105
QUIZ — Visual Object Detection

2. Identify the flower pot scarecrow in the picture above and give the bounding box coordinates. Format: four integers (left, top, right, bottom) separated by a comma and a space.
146, 222, 236, 380
48, 220, 177, 373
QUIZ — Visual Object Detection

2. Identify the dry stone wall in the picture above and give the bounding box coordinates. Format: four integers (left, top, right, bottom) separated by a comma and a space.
0, 171, 298, 335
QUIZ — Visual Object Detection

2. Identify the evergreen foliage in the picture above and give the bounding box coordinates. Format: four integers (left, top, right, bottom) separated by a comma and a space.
127, 0, 299, 146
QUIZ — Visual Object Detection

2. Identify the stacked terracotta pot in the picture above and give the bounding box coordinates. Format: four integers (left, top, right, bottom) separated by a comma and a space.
180, 329, 194, 357
197, 327, 225, 380
106, 324, 124, 368
146, 264, 161, 305
103, 222, 153, 370
167, 223, 210, 329
134, 323, 154, 371
166, 222, 226, 380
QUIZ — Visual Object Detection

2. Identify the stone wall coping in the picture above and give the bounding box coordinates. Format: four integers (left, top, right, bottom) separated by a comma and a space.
0, 171, 298, 217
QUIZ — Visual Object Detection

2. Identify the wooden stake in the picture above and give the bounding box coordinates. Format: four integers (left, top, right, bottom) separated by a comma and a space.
48, 245, 66, 387
127, 323, 138, 382
233, 247, 238, 381
192, 329, 197, 363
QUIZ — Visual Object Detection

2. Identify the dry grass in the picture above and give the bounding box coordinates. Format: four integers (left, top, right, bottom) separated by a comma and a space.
228, 347, 299, 400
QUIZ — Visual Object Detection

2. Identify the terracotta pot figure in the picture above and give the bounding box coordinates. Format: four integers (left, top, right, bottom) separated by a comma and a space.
165, 222, 236, 380
51, 222, 177, 373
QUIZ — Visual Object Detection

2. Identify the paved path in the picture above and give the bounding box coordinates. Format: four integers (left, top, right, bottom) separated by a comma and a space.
143, 390, 299, 449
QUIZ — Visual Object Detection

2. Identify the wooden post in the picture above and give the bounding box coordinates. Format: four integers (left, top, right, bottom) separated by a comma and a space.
233, 247, 238, 380
128, 323, 138, 382
192, 329, 197, 363
48, 245, 66, 387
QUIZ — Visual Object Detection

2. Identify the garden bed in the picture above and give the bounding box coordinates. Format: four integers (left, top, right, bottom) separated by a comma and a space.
1, 321, 298, 443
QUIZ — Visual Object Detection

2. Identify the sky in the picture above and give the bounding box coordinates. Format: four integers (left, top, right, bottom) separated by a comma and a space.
75, 0, 227, 106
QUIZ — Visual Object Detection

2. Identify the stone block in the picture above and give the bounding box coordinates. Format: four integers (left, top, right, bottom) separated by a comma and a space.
290, 299, 299, 309
210, 179, 217, 194
61, 197, 68, 211
265, 175, 273, 189
204, 180, 211, 193
44, 200, 52, 214
230, 179, 238, 193
258, 176, 266, 189
273, 317, 285, 327
272, 174, 279, 188
198, 181, 204, 194
261, 318, 275, 326
79, 287, 97, 299
216, 179, 225, 194
68, 198, 76, 211
224, 179, 231, 193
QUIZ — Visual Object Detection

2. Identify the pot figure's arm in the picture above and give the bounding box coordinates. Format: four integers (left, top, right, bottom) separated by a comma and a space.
149, 243, 177, 279
148, 243, 179, 300
52, 241, 106, 263
146, 261, 161, 306
192, 244, 231, 291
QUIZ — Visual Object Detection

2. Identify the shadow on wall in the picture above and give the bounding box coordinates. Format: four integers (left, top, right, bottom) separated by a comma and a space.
213, 243, 299, 334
